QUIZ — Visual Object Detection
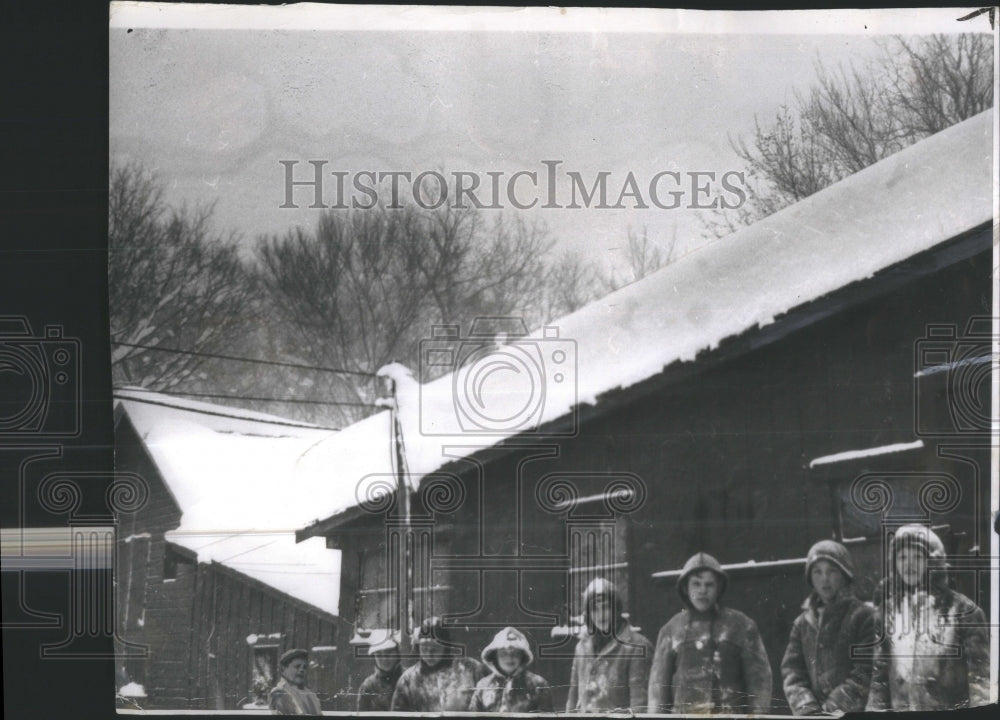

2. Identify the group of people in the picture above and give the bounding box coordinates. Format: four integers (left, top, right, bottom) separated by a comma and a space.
270, 524, 989, 714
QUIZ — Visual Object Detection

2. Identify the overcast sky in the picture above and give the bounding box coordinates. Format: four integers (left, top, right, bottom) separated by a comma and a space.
110, 17, 899, 273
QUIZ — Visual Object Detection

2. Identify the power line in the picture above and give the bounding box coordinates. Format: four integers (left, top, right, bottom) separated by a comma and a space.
111, 340, 377, 378
113, 392, 343, 431
118, 386, 375, 409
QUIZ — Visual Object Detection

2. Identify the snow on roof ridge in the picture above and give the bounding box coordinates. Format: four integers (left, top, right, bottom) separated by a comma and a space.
809, 440, 925, 468
536, 110, 995, 338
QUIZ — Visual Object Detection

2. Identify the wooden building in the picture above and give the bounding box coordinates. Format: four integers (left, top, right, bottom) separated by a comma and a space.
113, 392, 348, 710
298, 112, 994, 712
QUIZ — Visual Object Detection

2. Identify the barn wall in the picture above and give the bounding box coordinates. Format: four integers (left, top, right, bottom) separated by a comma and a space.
115, 412, 342, 710
327, 247, 992, 711
114, 412, 193, 708
187, 563, 339, 710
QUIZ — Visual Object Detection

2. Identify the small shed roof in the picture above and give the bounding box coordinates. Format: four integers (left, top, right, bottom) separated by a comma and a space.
115, 389, 356, 615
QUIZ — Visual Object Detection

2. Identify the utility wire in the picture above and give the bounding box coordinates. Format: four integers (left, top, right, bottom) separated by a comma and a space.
111, 340, 376, 378
113, 392, 343, 431
117, 386, 375, 409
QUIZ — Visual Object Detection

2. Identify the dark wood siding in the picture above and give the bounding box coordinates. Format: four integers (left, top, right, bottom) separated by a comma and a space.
327, 246, 992, 712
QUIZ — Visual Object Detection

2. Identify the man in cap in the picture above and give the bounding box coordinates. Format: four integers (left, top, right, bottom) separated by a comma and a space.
356, 631, 403, 712
566, 577, 653, 713
390, 616, 487, 711
648, 552, 773, 714
782, 539, 875, 715
268, 648, 322, 715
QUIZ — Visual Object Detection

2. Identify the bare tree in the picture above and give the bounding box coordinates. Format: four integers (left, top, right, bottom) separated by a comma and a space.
255, 206, 428, 421
540, 250, 601, 322
600, 225, 678, 293
109, 163, 257, 390
888, 34, 995, 136
255, 203, 583, 424
704, 34, 994, 237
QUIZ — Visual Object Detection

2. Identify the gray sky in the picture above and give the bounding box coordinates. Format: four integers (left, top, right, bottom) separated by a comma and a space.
110, 27, 889, 272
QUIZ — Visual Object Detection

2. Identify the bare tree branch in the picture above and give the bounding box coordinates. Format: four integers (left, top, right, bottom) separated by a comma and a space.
109, 163, 258, 391
702, 34, 993, 238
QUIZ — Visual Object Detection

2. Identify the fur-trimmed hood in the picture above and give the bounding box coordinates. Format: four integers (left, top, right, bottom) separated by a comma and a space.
481, 626, 533, 675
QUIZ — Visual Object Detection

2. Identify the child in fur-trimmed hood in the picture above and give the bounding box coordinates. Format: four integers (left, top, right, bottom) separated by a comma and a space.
866, 524, 988, 711
469, 626, 553, 712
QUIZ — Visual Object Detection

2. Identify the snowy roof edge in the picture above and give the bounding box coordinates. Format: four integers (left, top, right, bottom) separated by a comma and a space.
113, 387, 334, 431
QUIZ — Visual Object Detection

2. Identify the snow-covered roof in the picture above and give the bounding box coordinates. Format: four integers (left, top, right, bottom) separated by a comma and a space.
114, 386, 330, 433
115, 389, 361, 616
300, 110, 993, 534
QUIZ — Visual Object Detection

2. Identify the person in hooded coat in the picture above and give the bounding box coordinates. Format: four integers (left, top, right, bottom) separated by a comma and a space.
781, 540, 875, 715
469, 626, 554, 712
648, 552, 773, 714
390, 616, 487, 712
356, 632, 403, 712
566, 577, 653, 713
866, 524, 988, 711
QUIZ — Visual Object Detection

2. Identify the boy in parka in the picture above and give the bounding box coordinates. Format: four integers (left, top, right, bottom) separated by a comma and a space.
781, 540, 875, 715
866, 524, 989, 711
356, 632, 403, 712
648, 552, 773, 714
390, 616, 487, 712
470, 626, 554, 712
566, 577, 653, 713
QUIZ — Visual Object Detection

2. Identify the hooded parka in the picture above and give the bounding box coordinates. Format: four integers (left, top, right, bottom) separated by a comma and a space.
866, 525, 989, 711
470, 626, 554, 712
390, 618, 487, 712
648, 553, 773, 714
566, 578, 654, 713
781, 540, 875, 715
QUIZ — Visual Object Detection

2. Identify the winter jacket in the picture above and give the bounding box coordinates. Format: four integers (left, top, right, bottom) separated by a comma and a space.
567, 624, 654, 713
470, 626, 554, 713
566, 578, 653, 713
648, 553, 773, 714
866, 524, 990, 711
268, 678, 322, 715
649, 606, 773, 714
390, 656, 487, 712
781, 592, 875, 714
356, 664, 402, 712
867, 586, 989, 710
